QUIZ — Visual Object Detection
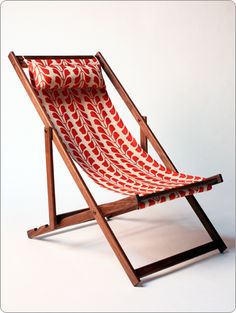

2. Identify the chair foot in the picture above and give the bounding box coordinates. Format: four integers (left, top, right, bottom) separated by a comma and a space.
27, 224, 55, 238
218, 243, 227, 254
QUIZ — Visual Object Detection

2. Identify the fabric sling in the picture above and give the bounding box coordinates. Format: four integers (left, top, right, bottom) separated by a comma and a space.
27, 57, 212, 209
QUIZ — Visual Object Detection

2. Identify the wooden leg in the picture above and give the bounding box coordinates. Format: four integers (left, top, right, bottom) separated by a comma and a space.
52, 130, 140, 286
140, 116, 148, 152
94, 209, 140, 286
44, 127, 57, 230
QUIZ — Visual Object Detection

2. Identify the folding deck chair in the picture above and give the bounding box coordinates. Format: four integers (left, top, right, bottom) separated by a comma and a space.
9, 51, 227, 286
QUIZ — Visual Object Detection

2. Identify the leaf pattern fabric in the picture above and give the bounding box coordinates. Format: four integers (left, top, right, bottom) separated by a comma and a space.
28, 58, 105, 90
27, 58, 212, 208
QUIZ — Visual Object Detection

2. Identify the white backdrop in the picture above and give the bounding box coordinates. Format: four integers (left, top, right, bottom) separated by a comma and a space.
1, 1, 235, 312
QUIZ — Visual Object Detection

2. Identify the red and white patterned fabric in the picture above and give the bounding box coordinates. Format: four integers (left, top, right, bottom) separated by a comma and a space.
28, 59, 105, 90
27, 58, 212, 208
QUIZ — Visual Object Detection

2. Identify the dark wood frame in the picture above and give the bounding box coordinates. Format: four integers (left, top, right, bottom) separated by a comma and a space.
8, 51, 227, 286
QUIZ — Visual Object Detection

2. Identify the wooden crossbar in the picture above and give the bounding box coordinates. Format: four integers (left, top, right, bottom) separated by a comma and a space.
135, 241, 217, 278
9, 51, 227, 286
17, 55, 94, 68
27, 196, 138, 238
137, 174, 223, 203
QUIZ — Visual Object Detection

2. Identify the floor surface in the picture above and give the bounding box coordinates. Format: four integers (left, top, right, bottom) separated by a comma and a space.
1, 195, 235, 312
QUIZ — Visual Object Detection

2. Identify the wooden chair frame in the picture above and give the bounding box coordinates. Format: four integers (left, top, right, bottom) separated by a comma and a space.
8, 51, 227, 286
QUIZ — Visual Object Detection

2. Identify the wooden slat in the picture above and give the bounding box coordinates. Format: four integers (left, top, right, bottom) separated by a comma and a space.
137, 174, 223, 202
57, 208, 90, 222
56, 196, 138, 227
135, 241, 217, 278
99, 196, 138, 217
58, 196, 138, 225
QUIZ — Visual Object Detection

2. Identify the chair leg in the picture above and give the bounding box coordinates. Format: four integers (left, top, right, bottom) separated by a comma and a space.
92, 208, 140, 286
186, 195, 227, 253
52, 129, 140, 286
44, 127, 57, 230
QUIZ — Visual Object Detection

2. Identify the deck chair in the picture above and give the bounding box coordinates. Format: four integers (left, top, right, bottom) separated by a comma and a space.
9, 51, 227, 286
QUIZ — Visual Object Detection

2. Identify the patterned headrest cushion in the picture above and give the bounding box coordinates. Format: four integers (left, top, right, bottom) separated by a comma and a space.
28, 58, 105, 90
